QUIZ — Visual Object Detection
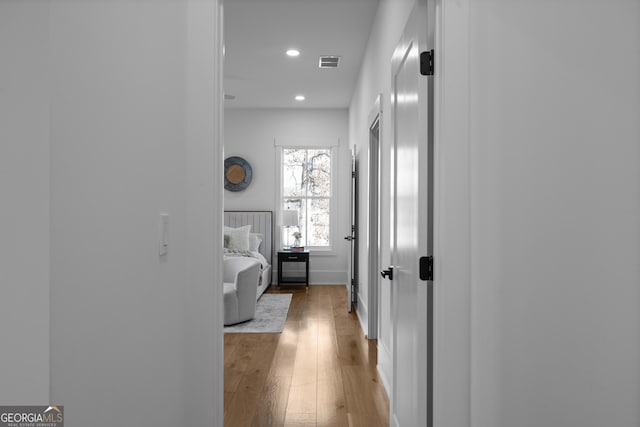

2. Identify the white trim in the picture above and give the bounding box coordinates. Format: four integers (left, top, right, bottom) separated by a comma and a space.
274, 269, 348, 285
275, 146, 283, 249
366, 93, 382, 340
303, 248, 339, 256
377, 343, 392, 397
433, 0, 472, 426
185, 1, 223, 425
356, 296, 368, 337
273, 138, 341, 147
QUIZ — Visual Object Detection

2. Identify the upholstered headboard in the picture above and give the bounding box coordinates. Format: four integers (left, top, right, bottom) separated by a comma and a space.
223, 210, 273, 265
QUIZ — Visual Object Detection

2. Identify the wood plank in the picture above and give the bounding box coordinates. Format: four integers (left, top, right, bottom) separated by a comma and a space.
282, 412, 316, 426
225, 334, 263, 393
251, 375, 292, 427
225, 334, 279, 426
342, 365, 387, 427
224, 285, 389, 427
316, 317, 348, 426
285, 317, 318, 422
336, 334, 365, 366
269, 319, 299, 378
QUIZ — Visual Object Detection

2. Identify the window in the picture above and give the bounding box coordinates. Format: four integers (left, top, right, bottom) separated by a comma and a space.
281, 148, 332, 248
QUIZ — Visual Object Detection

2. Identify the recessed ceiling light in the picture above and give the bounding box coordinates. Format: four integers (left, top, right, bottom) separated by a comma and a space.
295, 95, 305, 101
286, 49, 300, 57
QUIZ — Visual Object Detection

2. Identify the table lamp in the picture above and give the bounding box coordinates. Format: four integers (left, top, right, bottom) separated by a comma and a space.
280, 209, 299, 249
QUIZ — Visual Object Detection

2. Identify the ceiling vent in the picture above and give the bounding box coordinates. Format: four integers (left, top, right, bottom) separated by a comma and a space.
318, 56, 341, 69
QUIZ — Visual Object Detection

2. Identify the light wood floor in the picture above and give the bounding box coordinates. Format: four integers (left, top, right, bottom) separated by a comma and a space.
224, 285, 389, 427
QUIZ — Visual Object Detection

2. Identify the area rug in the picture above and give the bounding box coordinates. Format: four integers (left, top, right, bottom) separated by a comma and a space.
224, 293, 292, 333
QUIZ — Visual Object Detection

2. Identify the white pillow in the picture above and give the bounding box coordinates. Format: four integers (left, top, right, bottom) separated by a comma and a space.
224, 225, 251, 251
249, 233, 263, 252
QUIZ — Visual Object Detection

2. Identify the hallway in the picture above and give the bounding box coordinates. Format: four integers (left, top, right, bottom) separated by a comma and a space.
224, 285, 389, 426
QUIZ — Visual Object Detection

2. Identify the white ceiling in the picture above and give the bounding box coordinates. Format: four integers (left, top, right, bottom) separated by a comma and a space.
224, 0, 380, 109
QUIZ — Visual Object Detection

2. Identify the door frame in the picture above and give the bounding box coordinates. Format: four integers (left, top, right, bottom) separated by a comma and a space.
185, 0, 224, 425
431, 0, 472, 425
367, 94, 383, 340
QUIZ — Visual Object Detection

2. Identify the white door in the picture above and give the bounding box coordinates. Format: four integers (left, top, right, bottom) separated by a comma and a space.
390, 0, 433, 425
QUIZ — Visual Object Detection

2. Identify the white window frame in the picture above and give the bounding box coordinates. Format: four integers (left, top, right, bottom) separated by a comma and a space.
276, 146, 336, 252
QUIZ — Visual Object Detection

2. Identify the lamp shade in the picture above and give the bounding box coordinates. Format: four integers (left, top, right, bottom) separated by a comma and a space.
281, 209, 299, 227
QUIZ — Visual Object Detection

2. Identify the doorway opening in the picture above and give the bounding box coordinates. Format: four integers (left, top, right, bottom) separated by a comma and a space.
367, 95, 382, 339
221, 0, 387, 425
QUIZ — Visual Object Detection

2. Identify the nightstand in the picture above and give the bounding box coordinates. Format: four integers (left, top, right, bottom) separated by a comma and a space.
277, 250, 310, 289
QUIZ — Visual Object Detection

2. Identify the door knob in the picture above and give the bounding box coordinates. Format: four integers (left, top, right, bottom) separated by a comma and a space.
344, 236, 355, 241
380, 267, 393, 280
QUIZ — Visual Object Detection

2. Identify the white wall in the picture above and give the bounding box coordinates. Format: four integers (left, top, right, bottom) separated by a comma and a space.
0, 1, 50, 404
47, 1, 222, 426
436, 0, 640, 426
224, 108, 350, 285
348, 0, 415, 389
468, 1, 640, 426
352, 1, 640, 425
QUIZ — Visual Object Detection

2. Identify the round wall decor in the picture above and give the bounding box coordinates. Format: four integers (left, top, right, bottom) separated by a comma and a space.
224, 156, 252, 191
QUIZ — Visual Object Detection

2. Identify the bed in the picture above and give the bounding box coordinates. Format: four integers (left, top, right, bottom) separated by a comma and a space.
223, 211, 273, 299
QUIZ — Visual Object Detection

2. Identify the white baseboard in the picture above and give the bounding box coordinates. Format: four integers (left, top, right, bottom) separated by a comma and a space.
356, 293, 368, 336
356, 304, 368, 337
309, 269, 347, 284
377, 343, 392, 397
274, 269, 347, 285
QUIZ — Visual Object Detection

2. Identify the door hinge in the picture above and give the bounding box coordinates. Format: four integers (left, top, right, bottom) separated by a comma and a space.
419, 256, 434, 281
420, 49, 434, 76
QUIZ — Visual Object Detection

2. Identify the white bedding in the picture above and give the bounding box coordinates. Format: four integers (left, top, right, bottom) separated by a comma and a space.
224, 248, 268, 269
